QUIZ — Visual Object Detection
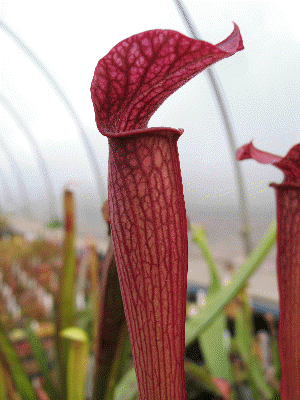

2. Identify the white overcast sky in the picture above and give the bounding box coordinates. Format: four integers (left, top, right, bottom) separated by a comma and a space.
1, 0, 300, 228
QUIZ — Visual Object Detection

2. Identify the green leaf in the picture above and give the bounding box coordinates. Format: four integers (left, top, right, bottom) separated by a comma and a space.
185, 218, 276, 344
184, 361, 222, 396
25, 322, 60, 400
271, 337, 281, 381
0, 357, 8, 400
0, 322, 37, 399
199, 308, 232, 381
192, 225, 232, 381
114, 368, 137, 400
60, 327, 89, 400
235, 302, 274, 399
192, 225, 221, 293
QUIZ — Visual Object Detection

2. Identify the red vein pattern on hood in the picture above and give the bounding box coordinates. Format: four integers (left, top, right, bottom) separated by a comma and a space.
91, 24, 244, 135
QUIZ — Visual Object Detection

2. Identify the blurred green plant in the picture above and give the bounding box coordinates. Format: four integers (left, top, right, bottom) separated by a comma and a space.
0, 320, 37, 399
192, 225, 232, 383
46, 219, 63, 230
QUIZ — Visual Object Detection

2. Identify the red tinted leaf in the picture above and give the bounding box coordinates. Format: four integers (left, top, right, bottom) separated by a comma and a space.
236, 141, 300, 186
274, 183, 300, 400
275, 144, 300, 186
237, 141, 300, 399
91, 24, 243, 134
107, 128, 188, 399
92, 240, 126, 400
236, 140, 282, 165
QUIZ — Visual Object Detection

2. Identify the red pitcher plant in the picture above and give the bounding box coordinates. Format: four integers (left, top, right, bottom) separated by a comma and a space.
91, 25, 244, 399
237, 140, 300, 400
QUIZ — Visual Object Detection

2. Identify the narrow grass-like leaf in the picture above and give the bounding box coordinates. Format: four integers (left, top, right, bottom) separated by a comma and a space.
25, 322, 60, 400
235, 300, 274, 399
271, 339, 281, 382
184, 361, 222, 396
114, 368, 137, 400
0, 348, 17, 399
185, 218, 276, 343
56, 189, 77, 398
0, 322, 37, 399
0, 356, 8, 400
115, 219, 276, 399
192, 225, 232, 381
265, 314, 281, 384
192, 225, 220, 293
60, 327, 89, 400
199, 308, 232, 381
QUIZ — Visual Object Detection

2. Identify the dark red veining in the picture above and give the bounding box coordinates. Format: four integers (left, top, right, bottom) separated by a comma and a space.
91, 25, 243, 135
273, 184, 300, 400
91, 26, 244, 400
237, 141, 300, 399
107, 128, 188, 399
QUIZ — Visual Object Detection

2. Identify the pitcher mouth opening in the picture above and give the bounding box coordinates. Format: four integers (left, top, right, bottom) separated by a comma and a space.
101, 126, 184, 139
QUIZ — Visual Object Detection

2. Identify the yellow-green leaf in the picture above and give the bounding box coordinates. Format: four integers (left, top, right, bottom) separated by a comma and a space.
60, 327, 89, 400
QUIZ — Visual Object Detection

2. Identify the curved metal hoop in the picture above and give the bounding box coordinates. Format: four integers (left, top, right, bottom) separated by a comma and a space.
0, 131, 32, 218
0, 93, 58, 219
0, 165, 15, 211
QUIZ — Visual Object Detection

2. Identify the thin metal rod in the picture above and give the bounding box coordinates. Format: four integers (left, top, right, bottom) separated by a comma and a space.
0, 19, 107, 209
173, 0, 253, 256
0, 165, 15, 211
0, 133, 33, 218
0, 93, 58, 219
